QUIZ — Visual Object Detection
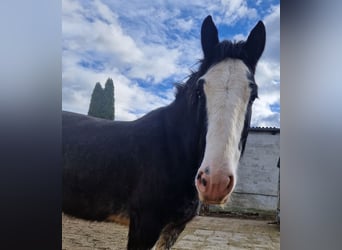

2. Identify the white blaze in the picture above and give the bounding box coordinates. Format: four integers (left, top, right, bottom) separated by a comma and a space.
200, 59, 251, 183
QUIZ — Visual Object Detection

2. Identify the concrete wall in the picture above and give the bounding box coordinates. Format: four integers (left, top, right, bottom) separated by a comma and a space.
211, 128, 280, 213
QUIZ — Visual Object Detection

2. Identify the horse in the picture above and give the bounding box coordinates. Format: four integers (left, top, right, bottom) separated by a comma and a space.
62, 15, 266, 250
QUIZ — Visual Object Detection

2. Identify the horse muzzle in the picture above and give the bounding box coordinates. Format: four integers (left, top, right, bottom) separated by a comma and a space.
195, 167, 235, 204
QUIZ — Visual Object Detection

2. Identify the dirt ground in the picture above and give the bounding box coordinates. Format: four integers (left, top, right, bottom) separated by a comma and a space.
62, 213, 279, 249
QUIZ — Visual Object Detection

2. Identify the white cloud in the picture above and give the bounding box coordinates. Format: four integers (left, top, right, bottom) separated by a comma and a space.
62, 0, 280, 127
256, 0, 263, 6
220, 0, 259, 24
263, 4, 280, 64
62, 0, 183, 120
63, 0, 183, 82
93, 0, 118, 24
229, 4, 280, 127
233, 33, 246, 41
175, 18, 194, 32
251, 4, 280, 127
62, 56, 175, 121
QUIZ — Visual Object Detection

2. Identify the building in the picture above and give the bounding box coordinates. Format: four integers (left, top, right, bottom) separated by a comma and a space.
206, 127, 280, 216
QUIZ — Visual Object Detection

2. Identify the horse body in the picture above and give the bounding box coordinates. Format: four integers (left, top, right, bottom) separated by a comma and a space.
63, 93, 205, 248
63, 15, 265, 249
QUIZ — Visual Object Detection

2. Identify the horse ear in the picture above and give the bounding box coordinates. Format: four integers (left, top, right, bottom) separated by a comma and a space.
201, 15, 219, 60
244, 21, 266, 69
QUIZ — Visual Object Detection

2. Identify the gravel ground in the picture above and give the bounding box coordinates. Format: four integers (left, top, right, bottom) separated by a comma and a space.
62, 213, 280, 249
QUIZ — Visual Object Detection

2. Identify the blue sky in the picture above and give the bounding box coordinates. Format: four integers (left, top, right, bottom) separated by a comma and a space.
62, 0, 280, 127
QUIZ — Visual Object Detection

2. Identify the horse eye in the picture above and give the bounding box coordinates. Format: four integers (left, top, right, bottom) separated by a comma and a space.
198, 79, 205, 86
249, 82, 258, 101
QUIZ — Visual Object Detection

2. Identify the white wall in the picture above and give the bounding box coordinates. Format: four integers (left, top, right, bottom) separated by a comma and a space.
216, 128, 280, 212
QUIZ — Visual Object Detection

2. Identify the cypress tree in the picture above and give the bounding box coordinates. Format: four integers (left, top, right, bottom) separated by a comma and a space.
88, 82, 104, 118
104, 78, 115, 120
88, 78, 115, 120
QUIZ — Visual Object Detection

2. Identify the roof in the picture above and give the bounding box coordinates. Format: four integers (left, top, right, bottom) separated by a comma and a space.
249, 127, 280, 134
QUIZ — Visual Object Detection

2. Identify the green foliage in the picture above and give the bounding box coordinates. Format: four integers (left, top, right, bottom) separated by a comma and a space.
88, 82, 104, 118
104, 78, 115, 120
88, 78, 115, 120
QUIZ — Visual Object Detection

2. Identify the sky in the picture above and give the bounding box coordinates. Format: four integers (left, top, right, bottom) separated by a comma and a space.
62, 0, 280, 127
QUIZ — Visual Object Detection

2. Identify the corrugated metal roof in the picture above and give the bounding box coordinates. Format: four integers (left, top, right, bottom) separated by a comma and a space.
249, 127, 280, 134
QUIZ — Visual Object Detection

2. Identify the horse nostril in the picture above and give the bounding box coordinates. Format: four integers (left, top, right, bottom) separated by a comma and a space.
197, 172, 203, 180
201, 178, 207, 187
226, 175, 234, 192
196, 171, 208, 188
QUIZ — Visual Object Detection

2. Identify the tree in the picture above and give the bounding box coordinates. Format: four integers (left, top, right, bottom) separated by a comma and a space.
88, 78, 115, 120
104, 78, 115, 120
88, 82, 104, 118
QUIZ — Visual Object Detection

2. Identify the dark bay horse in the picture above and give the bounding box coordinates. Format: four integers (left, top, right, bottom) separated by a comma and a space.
63, 15, 265, 249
